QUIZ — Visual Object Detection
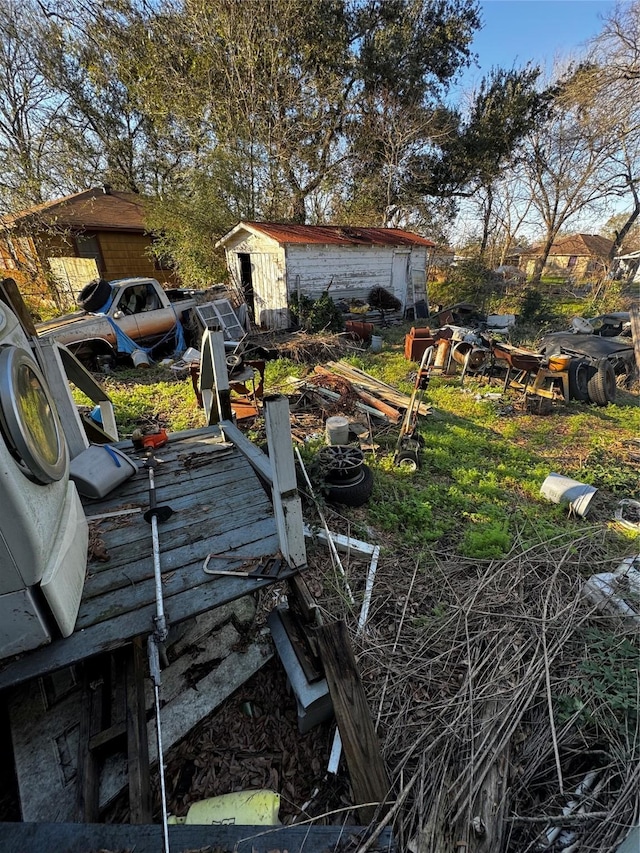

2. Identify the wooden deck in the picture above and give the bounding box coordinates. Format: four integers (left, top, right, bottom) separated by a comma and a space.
0, 426, 281, 692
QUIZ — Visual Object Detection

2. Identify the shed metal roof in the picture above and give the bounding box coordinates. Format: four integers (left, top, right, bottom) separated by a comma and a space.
217, 221, 435, 249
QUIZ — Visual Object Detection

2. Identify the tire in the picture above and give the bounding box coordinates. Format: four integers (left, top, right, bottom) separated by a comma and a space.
568, 357, 591, 402
319, 446, 365, 483
77, 278, 112, 311
395, 450, 420, 471
325, 464, 374, 507
587, 358, 616, 406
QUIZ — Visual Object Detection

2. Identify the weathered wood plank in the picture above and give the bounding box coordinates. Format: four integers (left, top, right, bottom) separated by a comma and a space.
0, 566, 284, 692
78, 523, 280, 628
126, 638, 151, 823
264, 395, 306, 568
0, 821, 396, 852
84, 483, 274, 574
631, 303, 640, 372
219, 419, 273, 483
316, 620, 391, 825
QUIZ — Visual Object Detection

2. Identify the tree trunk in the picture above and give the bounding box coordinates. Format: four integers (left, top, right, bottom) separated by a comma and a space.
530, 234, 556, 285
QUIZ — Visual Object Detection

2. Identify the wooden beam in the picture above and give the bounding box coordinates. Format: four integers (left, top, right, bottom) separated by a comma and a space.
219, 419, 273, 483
0, 277, 38, 335
0, 821, 396, 853
315, 620, 390, 824
264, 395, 307, 569
199, 329, 232, 424
125, 637, 152, 823
631, 303, 640, 372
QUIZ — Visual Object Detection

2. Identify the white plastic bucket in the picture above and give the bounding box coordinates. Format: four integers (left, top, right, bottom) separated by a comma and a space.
131, 349, 150, 368
540, 473, 597, 517
326, 416, 349, 445
370, 335, 383, 353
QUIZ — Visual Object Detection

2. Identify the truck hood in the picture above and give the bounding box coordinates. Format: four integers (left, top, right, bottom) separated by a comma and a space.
36, 311, 92, 334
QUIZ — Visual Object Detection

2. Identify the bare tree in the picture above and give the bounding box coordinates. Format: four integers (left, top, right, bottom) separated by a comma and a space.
519, 77, 617, 283
586, 0, 640, 260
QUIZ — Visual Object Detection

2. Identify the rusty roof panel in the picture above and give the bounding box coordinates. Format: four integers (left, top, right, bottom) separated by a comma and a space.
243, 221, 435, 248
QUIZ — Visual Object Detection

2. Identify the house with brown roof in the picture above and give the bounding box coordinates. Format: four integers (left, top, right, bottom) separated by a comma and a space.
520, 234, 614, 281
0, 186, 173, 309
215, 221, 435, 329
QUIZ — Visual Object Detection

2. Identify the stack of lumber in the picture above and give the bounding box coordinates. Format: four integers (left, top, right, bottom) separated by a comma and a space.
295, 359, 430, 424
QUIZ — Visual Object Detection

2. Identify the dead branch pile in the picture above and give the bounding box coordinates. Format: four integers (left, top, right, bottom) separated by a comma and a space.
263, 331, 359, 364
340, 527, 640, 853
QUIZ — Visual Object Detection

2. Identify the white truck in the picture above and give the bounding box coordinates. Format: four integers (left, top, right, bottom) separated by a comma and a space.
36, 277, 200, 368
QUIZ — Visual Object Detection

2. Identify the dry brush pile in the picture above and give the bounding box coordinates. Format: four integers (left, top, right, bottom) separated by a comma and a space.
338, 526, 640, 853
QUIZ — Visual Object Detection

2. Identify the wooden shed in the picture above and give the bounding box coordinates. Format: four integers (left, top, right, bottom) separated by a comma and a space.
0, 186, 175, 310
215, 222, 435, 329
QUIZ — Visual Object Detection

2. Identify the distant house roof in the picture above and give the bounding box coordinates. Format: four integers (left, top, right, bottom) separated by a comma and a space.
522, 234, 614, 258
216, 221, 435, 249
1, 187, 147, 233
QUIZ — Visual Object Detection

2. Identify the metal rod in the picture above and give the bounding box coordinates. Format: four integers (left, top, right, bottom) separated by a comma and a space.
154, 682, 170, 853
148, 637, 170, 853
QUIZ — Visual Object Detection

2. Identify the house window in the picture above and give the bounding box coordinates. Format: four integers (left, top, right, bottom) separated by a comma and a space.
567, 256, 577, 268
75, 233, 105, 274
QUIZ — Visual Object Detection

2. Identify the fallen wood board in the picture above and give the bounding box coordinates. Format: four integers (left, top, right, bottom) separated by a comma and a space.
301, 382, 393, 423
315, 620, 390, 824
313, 366, 402, 422
0, 821, 396, 853
631, 303, 640, 372
326, 360, 430, 415
8, 599, 269, 821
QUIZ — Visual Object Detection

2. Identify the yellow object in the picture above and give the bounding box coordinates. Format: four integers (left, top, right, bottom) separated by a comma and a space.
548, 355, 571, 371
168, 789, 281, 826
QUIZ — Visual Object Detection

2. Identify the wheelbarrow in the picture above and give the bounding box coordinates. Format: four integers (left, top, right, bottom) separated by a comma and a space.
393, 346, 434, 471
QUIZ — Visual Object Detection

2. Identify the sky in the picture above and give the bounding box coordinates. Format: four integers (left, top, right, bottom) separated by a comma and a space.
450, 0, 627, 242
454, 0, 619, 97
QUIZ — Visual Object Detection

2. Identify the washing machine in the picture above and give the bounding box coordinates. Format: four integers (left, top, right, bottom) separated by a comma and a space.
0, 300, 88, 659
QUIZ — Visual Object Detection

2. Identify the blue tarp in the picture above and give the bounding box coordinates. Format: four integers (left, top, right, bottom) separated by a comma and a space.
104, 307, 186, 361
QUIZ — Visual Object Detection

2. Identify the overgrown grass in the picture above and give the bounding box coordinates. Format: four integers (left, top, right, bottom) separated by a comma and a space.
76, 315, 639, 563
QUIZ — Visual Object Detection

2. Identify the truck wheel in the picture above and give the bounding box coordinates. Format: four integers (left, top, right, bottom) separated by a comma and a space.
77, 278, 111, 311
325, 465, 373, 507
587, 359, 616, 406
568, 358, 591, 401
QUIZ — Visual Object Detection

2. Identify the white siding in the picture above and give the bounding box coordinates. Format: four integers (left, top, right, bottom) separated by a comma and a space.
285, 244, 428, 311
219, 226, 430, 329
224, 234, 288, 329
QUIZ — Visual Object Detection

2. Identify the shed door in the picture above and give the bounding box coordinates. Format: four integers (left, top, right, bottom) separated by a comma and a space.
391, 251, 410, 311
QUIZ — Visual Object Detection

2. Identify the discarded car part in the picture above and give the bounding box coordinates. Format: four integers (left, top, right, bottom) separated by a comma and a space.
568, 357, 591, 401
77, 278, 112, 311
394, 346, 433, 469
538, 327, 634, 384
325, 415, 350, 445
586, 358, 616, 405
540, 472, 597, 517
324, 464, 374, 506
571, 316, 595, 334
319, 445, 365, 481
614, 499, 640, 531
